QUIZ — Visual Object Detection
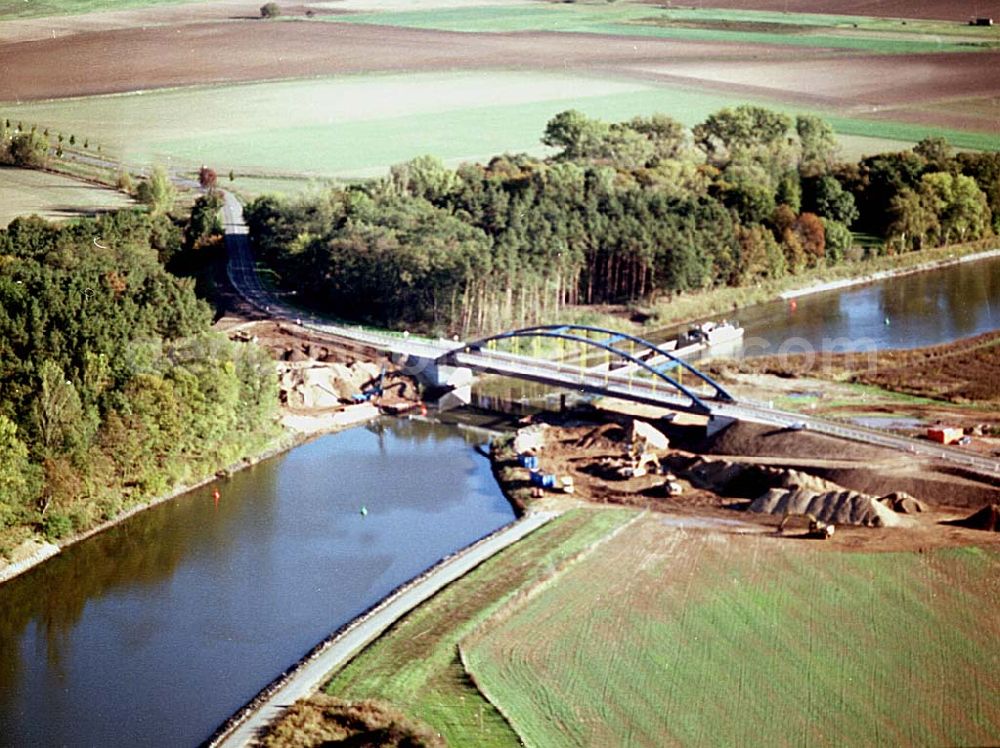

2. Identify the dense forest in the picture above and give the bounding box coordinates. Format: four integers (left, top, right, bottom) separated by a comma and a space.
246, 106, 998, 336
0, 209, 278, 552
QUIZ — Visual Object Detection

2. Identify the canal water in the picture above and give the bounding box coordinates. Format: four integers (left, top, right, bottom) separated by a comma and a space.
0, 419, 514, 747
719, 253, 1000, 356
475, 253, 1000, 405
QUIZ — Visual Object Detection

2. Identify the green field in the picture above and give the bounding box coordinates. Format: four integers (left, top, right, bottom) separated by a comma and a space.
328, 3, 1000, 54
0, 0, 189, 20
323, 508, 637, 747
462, 515, 1000, 747
3, 71, 994, 182
0, 166, 134, 226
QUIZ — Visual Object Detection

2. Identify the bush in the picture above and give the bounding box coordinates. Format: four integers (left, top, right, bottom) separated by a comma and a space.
41, 512, 73, 541
8, 131, 50, 168
260, 2, 280, 17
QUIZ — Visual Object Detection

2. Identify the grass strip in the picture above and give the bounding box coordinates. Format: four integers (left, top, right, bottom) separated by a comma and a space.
323, 507, 636, 747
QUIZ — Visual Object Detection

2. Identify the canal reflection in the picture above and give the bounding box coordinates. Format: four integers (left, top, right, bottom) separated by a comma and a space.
0, 420, 514, 747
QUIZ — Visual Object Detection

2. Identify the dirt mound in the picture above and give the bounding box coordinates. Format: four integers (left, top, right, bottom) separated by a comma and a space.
701, 420, 898, 462
279, 360, 381, 409
817, 466, 1000, 509
770, 468, 844, 494
954, 504, 1000, 531
261, 694, 445, 747
878, 492, 927, 514
750, 487, 903, 527
574, 422, 627, 450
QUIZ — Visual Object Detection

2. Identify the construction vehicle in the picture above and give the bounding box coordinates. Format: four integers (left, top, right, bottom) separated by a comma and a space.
778, 512, 835, 539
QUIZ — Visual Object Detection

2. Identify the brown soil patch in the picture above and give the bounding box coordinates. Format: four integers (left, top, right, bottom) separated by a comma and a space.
629, 52, 1000, 130
261, 695, 444, 747
498, 416, 1000, 552
714, 330, 1000, 403
0, 20, 812, 102
699, 418, 901, 460
0, 12, 995, 136
646, 0, 1000, 23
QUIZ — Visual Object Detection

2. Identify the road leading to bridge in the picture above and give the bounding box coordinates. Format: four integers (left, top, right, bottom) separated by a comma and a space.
221, 193, 1000, 479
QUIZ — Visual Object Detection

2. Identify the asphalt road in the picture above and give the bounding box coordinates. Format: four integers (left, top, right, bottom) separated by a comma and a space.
210, 511, 559, 748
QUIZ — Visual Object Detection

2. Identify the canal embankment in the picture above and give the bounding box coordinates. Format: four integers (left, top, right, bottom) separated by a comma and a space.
643, 239, 1000, 333
208, 509, 559, 748
778, 247, 1000, 300
0, 402, 380, 586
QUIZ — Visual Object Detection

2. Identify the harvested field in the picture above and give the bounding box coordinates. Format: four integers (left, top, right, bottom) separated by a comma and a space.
0, 166, 134, 225
0, 21, 816, 102
332, 4, 1000, 54
0, 13, 997, 144
462, 513, 1000, 748
717, 330, 1000, 403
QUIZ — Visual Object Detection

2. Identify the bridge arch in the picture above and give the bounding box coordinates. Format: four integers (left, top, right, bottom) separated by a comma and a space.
461, 324, 735, 413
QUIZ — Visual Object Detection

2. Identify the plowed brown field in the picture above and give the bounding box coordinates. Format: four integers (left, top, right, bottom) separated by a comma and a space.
658, 0, 1000, 22
3, 14, 998, 137
0, 20, 817, 102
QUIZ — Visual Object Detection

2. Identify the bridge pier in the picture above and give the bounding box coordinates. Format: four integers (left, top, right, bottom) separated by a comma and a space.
391, 353, 474, 409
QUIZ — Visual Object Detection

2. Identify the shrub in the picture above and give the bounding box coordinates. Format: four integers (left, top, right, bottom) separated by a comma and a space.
260, 2, 280, 17
41, 512, 73, 541
8, 130, 50, 168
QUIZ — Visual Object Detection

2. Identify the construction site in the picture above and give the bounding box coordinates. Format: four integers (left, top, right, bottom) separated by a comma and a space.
492, 407, 1000, 551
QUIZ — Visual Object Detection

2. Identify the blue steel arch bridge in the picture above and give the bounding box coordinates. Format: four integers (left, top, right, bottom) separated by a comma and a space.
446, 324, 735, 415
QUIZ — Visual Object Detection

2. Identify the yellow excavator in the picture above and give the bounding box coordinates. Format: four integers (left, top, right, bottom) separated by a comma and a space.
778, 512, 835, 539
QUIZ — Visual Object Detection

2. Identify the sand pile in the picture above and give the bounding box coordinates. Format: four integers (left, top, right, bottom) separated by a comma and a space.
750, 487, 903, 527
955, 504, 1000, 532
279, 361, 382, 409
878, 492, 926, 514
769, 468, 843, 494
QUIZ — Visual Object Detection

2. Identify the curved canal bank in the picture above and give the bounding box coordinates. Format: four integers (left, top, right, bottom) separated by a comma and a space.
210, 510, 558, 748
777, 247, 1000, 301
0, 418, 516, 747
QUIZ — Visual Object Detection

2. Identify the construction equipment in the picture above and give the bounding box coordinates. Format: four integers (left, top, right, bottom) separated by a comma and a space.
778, 512, 835, 539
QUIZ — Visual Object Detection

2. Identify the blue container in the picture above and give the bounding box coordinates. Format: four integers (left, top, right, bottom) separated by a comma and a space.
530, 470, 544, 487
541, 474, 556, 489
524, 455, 539, 470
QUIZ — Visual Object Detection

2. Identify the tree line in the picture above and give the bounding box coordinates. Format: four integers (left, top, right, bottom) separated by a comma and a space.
0, 209, 278, 550
245, 106, 997, 337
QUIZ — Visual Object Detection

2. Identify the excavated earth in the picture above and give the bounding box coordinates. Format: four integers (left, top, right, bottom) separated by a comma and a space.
505, 416, 1000, 552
